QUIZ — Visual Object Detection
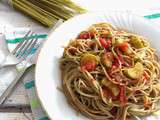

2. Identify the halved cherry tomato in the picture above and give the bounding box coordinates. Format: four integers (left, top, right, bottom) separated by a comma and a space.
99, 37, 112, 50
81, 61, 97, 72
78, 31, 94, 39
117, 42, 129, 52
81, 53, 98, 72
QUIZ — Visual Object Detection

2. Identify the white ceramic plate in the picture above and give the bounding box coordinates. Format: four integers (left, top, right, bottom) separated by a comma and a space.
35, 12, 160, 120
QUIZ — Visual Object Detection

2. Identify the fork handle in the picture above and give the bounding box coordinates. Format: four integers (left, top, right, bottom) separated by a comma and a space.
0, 69, 26, 105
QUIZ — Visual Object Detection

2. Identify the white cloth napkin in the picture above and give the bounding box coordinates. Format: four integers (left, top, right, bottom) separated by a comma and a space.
0, 28, 49, 120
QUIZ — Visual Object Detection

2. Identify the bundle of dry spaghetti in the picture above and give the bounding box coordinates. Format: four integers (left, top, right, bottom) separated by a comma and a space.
7, 0, 86, 27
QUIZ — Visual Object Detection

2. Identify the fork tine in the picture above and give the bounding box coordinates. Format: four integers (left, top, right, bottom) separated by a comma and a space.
20, 37, 38, 61
16, 34, 37, 60
15, 37, 34, 59
14, 32, 34, 58
12, 30, 32, 55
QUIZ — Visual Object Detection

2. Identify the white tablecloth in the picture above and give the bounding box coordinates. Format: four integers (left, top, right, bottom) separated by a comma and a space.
0, 1, 160, 120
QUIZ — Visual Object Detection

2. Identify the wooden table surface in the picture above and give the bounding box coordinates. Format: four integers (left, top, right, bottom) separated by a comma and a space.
0, 3, 49, 120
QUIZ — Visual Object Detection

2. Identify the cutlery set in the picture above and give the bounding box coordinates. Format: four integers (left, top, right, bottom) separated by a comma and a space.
0, 19, 63, 106
0, 31, 41, 105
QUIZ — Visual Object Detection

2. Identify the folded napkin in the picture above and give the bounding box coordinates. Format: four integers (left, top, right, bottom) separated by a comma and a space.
6, 29, 49, 120
0, 10, 160, 120
0, 28, 49, 120
2, 20, 63, 120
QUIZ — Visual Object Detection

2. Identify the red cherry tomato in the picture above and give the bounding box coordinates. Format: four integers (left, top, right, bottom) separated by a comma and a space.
78, 32, 94, 39
99, 37, 112, 49
117, 42, 129, 52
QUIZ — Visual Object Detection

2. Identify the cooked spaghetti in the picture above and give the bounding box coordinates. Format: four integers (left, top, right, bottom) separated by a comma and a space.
60, 23, 160, 120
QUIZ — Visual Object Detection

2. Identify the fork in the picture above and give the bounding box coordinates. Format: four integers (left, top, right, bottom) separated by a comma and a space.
0, 19, 64, 105
0, 31, 34, 68
0, 31, 40, 104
